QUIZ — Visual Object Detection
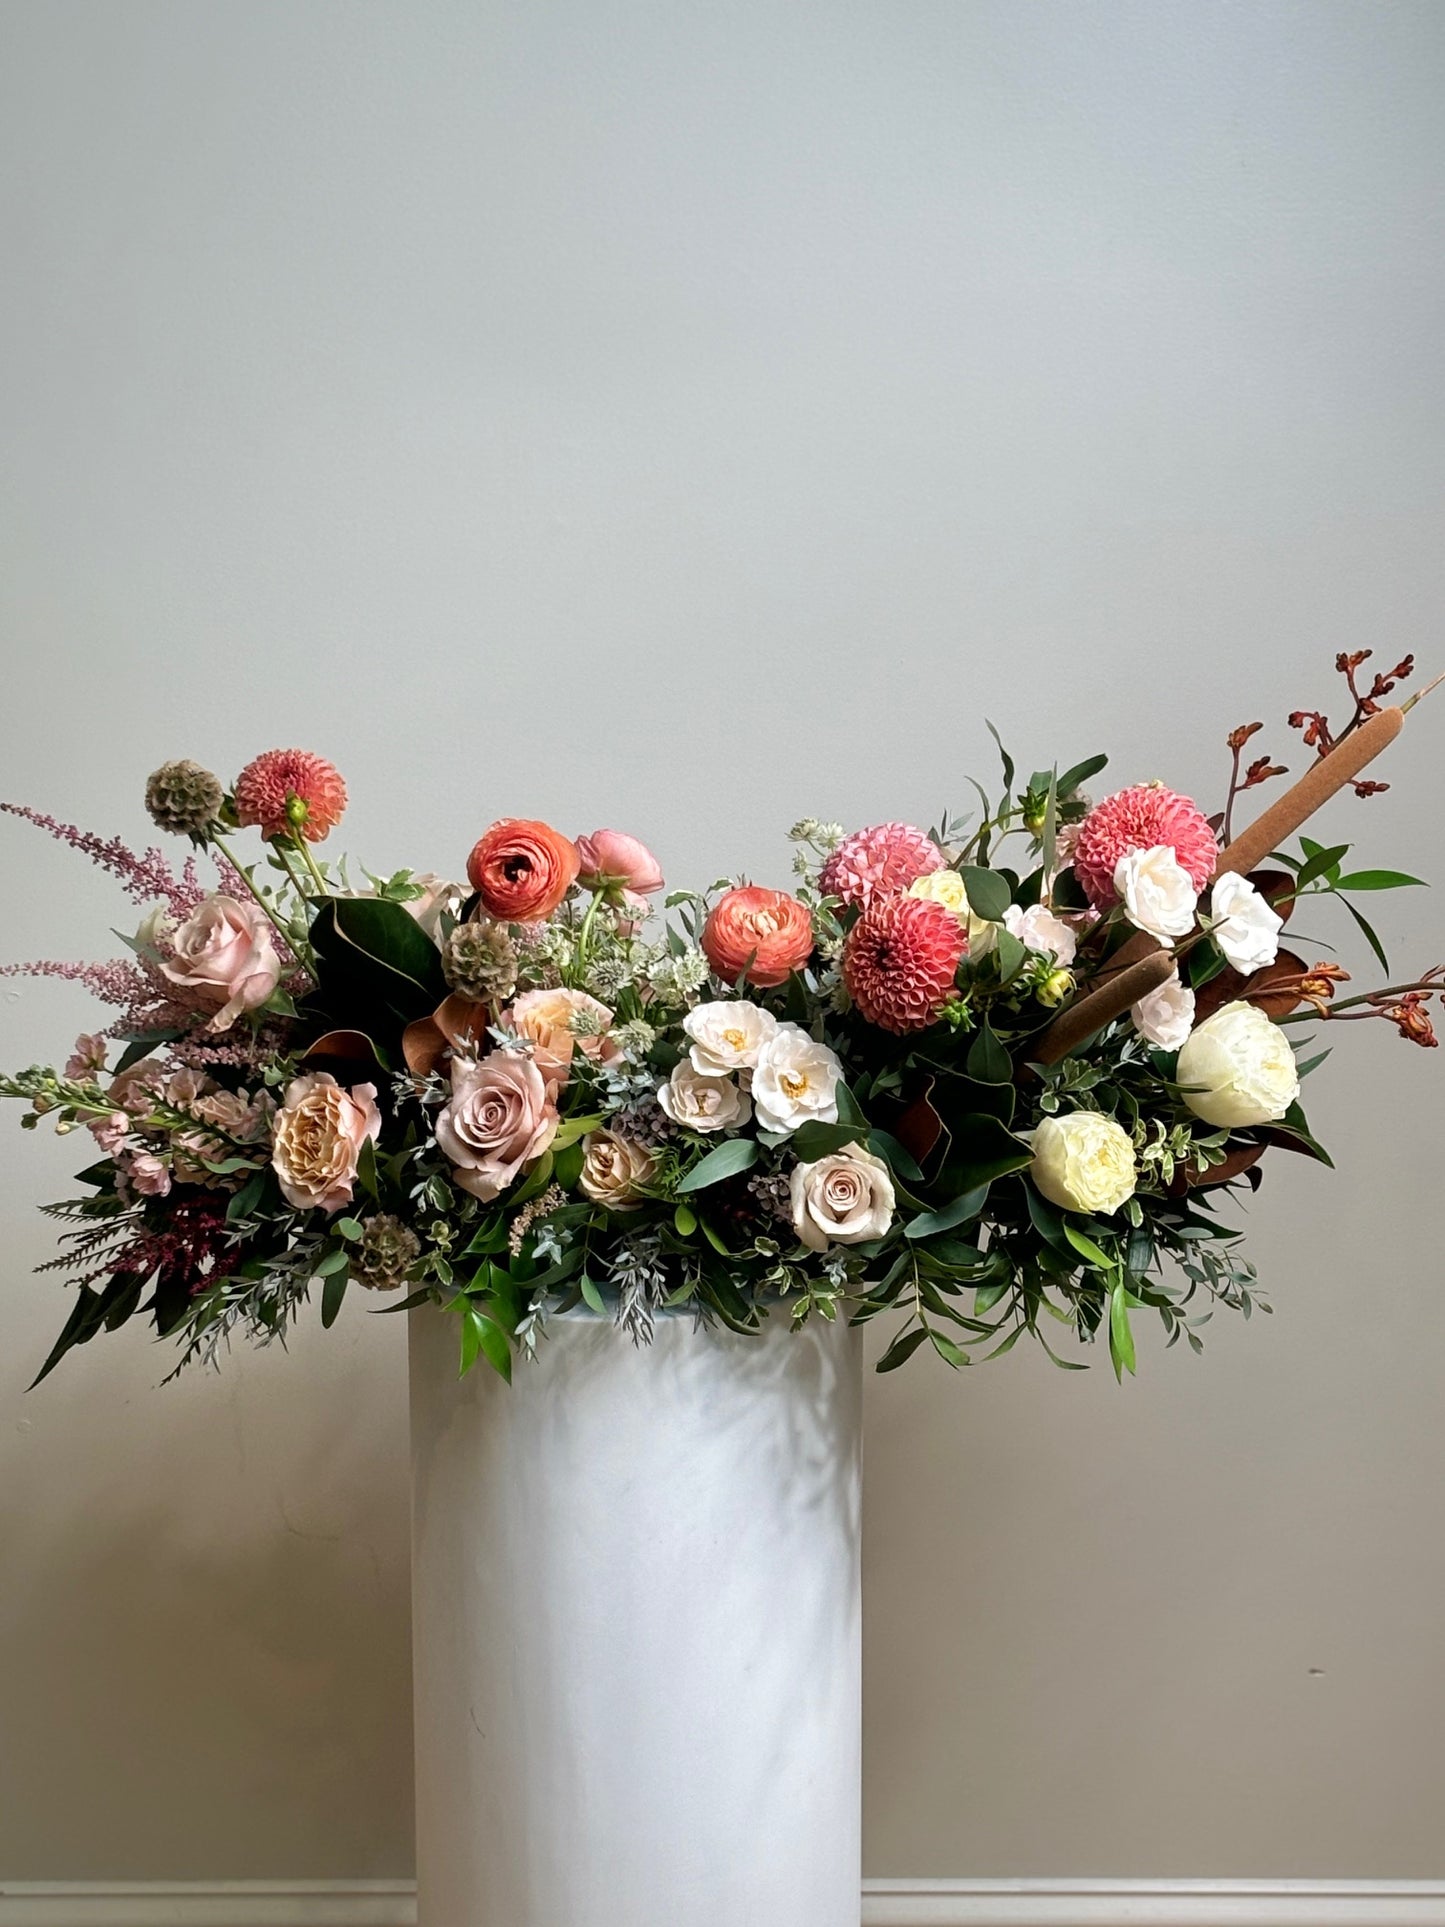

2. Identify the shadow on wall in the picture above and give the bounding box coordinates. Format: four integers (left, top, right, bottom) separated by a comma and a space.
0, 1325, 416, 1881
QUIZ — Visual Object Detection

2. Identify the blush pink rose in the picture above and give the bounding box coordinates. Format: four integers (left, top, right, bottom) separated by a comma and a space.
271, 1073, 381, 1213
159, 894, 282, 1031
503, 988, 621, 1091
434, 1051, 559, 1202
575, 830, 665, 897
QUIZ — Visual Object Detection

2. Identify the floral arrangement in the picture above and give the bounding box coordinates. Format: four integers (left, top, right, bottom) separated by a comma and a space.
2, 653, 1439, 1388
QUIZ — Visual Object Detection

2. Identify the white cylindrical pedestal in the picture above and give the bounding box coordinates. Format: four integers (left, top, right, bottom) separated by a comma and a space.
409, 1305, 863, 1927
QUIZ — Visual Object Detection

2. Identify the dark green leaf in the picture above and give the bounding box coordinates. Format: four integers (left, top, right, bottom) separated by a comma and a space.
929, 1330, 969, 1369
1334, 869, 1427, 892
1108, 1280, 1136, 1382
1294, 842, 1351, 889
1338, 895, 1390, 974
320, 1266, 349, 1328
866, 1130, 923, 1182
984, 718, 1015, 795
1057, 752, 1108, 797
906, 1187, 989, 1239
675, 1137, 758, 1191
876, 1327, 930, 1373
966, 1022, 1012, 1085
790, 1119, 867, 1161
959, 865, 1011, 923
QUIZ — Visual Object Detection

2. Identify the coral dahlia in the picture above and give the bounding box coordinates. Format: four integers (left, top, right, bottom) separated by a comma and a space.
843, 893, 965, 1034
235, 749, 348, 843
1070, 784, 1217, 912
820, 821, 946, 912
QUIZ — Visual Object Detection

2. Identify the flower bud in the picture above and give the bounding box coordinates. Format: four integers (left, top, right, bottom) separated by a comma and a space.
1037, 967, 1074, 1008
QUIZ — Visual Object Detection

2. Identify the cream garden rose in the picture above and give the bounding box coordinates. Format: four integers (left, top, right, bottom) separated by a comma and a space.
751, 1024, 843, 1135
579, 1128, 657, 1210
271, 1073, 381, 1214
909, 869, 997, 957
1176, 1001, 1299, 1127
504, 988, 619, 1091
1029, 1111, 1137, 1215
683, 999, 778, 1076
657, 1062, 752, 1133
1113, 845, 1198, 944
790, 1142, 896, 1251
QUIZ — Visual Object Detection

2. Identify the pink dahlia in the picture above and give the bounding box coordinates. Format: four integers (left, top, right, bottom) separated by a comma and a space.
235, 750, 348, 843
843, 893, 965, 1034
820, 821, 946, 911
1070, 783, 1218, 911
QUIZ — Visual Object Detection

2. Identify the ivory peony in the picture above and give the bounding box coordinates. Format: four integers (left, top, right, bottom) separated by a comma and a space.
1030, 1112, 1137, 1215
1176, 1003, 1299, 1127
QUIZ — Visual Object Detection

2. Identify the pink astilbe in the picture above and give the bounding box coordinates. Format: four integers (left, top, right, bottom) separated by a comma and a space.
0, 804, 206, 916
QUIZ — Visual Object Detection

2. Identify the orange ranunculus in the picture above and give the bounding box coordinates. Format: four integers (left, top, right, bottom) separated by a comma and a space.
702, 886, 814, 988
466, 819, 580, 923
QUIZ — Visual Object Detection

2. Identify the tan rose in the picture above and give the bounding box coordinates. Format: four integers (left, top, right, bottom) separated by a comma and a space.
271, 1073, 381, 1213
504, 988, 619, 1090
578, 1128, 657, 1211
789, 1142, 896, 1251
435, 1050, 558, 1202
159, 894, 282, 1031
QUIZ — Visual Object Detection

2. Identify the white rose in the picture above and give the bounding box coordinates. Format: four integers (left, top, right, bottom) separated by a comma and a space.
1003, 902, 1077, 965
1209, 873, 1283, 975
1132, 970, 1196, 1050
579, 1128, 657, 1210
1113, 845, 1198, 943
1176, 1002, 1299, 1127
751, 1023, 843, 1135
1029, 1111, 1137, 1215
656, 1062, 752, 1133
790, 1142, 895, 1251
683, 999, 778, 1076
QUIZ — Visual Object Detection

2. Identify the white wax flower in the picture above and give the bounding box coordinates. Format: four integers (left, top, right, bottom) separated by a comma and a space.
1209, 872, 1283, 975
1113, 845, 1199, 943
1132, 970, 1196, 1050
1176, 1002, 1299, 1128
751, 1024, 843, 1135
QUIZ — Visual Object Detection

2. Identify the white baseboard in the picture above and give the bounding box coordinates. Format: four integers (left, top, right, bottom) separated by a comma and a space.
1, 1879, 1444, 1926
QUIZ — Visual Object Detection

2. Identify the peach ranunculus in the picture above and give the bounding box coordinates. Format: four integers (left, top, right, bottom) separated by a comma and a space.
466, 819, 580, 922
702, 886, 814, 989
271, 1073, 381, 1213
575, 830, 665, 898
503, 987, 620, 1090
158, 894, 282, 1031
434, 1051, 559, 1202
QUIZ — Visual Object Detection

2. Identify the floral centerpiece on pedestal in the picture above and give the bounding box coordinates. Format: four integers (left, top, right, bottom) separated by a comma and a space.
2, 653, 1439, 1386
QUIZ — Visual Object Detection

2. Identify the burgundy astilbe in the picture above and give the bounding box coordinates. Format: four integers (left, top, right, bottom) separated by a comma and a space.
0, 804, 206, 915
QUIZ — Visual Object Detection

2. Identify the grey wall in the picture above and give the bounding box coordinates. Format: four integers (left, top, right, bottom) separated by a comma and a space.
1, 0, 1443, 1881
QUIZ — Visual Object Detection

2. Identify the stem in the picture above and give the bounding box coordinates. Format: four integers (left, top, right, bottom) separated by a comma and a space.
575, 889, 605, 975
1278, 975, 1442, 1023
294, 836, 331, 898
212, 834, 316, 977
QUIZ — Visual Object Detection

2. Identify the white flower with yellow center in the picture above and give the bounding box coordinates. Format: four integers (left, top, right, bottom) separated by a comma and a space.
656, 1062, 752, 1134
752, 1023, 843, 1135
683, 999, 778, 1077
